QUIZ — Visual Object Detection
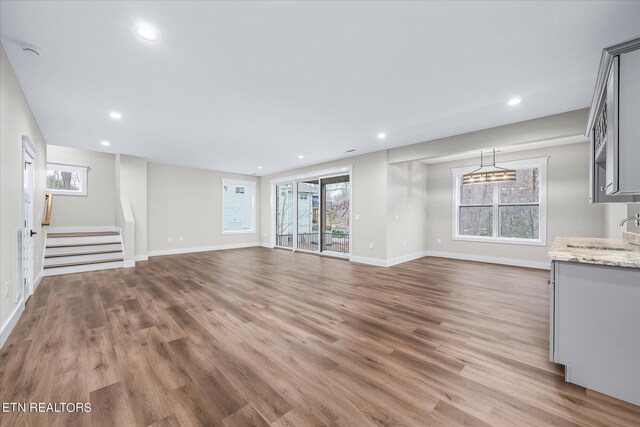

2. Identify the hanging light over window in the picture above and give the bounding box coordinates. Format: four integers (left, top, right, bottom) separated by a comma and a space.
462, 149, 516, 185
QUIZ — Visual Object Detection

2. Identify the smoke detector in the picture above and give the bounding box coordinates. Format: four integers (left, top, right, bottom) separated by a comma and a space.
21, 43, 41, 56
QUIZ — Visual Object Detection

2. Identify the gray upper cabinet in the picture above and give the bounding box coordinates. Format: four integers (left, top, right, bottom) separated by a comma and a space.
586, 37, 640, 203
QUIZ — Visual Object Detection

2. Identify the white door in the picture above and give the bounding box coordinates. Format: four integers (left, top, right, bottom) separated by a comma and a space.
22, 142, 36, 299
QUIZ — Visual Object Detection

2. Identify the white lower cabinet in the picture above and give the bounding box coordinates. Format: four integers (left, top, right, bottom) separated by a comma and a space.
549, 261, 640, 405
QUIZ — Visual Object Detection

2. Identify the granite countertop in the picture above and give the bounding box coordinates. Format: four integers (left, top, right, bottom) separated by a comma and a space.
548, 236, 640, 268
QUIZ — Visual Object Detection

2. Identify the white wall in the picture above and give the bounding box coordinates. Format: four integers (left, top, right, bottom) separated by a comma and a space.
386, 161, 429, 261
0, 44, 47, 344
46, 145, 116, 227
425, 142, 604, 267
147, 163, 260, 254
259, 150, 389, 262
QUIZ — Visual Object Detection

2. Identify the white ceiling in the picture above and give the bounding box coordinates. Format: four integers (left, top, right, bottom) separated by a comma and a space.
1, 1, 639, 175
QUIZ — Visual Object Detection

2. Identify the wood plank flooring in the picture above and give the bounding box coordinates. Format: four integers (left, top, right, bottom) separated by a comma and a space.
1, 248, 639, 426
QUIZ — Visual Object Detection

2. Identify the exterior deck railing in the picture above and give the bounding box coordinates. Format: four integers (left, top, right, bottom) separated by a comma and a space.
276, 233, 349, 253
275, 234, 294, 248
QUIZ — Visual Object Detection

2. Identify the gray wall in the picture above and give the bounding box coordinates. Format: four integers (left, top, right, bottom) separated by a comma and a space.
258, 109, 606, 267
147, 162, 260, 253
259, 150, 389, 261
604, 204, 628, 238
47, 145, 116, 227
389, 109, 589, 163
0, 44, 47, 337
627, 204, 640, 234
425, 142, 604, 266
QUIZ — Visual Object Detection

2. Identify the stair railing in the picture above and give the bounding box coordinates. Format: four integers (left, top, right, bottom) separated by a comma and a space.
42, 193, 53, 226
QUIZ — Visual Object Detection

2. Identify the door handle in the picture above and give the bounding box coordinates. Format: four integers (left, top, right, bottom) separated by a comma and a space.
30, 230, 37, 237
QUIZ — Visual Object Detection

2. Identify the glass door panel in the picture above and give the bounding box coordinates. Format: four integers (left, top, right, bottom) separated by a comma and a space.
321, 176, 350, 254
275, 183, 293, 247
297, 180, 320, 251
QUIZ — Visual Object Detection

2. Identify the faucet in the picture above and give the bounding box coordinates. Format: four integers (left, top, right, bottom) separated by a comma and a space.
619, 214, 640, 227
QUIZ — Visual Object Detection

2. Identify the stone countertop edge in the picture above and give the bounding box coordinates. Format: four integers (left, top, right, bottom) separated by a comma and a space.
548, 236, 640, 269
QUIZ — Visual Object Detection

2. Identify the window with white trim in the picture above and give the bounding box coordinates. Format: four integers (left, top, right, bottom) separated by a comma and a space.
452, 157, 547, 245
222, 179, 256, 233
46, 163, 88, 196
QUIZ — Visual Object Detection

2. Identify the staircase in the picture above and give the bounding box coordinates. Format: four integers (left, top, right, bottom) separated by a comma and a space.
43, 227, 125, 276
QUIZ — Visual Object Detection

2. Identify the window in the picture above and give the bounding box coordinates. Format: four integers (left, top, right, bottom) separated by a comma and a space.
46, 163, 88, 196
222, 179, 256, 233
452, 157, 547, 245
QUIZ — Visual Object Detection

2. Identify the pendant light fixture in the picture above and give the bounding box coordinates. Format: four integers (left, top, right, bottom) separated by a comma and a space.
462, 149, 516, 185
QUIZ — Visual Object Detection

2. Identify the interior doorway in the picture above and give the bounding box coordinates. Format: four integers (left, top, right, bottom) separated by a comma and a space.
21, 136, 36, 300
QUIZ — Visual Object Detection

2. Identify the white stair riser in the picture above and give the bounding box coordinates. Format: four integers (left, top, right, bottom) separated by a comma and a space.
44, 252, 124, 267
46, 244, 122, 256
46, 226, 119, 234
43, 261, 125, 276
46, 235, 121, 246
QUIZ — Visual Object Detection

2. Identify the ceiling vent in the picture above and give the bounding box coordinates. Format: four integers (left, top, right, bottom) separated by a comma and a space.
21, 43, 41, 56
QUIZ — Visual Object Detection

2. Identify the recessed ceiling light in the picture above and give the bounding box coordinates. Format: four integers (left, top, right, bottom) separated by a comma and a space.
136, 26, 158, 41
109, 111, 122, 119
377, 132, 386, 139
298, 155, 304, 159
508, 98, 522, 106
257, 166, 263, 170
100, 141, 111, 146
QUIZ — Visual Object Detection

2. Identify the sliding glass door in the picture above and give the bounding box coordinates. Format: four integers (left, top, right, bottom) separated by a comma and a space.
274, 172, 350, 256
275, 183, 293, 248
297, 180, 320, 251
321, 176, 350, 254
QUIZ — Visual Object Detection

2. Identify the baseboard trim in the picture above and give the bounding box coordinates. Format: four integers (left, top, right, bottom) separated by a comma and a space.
33, 271, 43, 292
350, 250, 548, 269
386, 251, 430, 267
123, 260, 136, 268
351, 251, 430, 268
425, 250, 550, 270
350, 256, 388, 267
146, 244, 548, 270
134, 255, 148, 262
148, 242, 262, 257
0, 299, 25, 349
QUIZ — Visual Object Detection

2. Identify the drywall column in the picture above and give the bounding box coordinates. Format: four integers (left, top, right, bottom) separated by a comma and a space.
386, 161, 429, 263
116, 154, 148, 260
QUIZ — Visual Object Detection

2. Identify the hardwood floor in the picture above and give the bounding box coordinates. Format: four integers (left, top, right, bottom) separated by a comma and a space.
1, 248, 639, 426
